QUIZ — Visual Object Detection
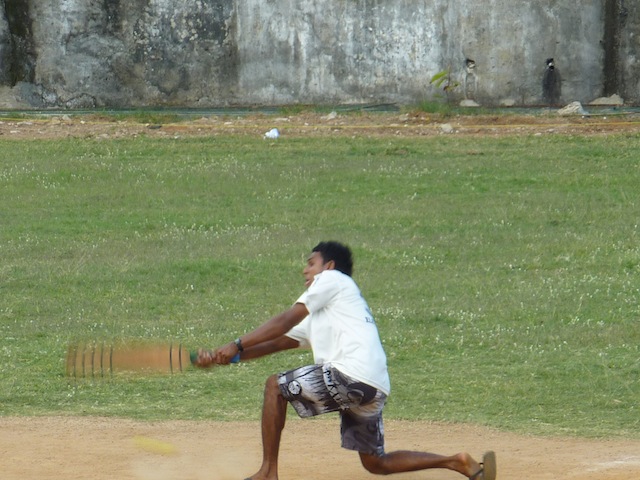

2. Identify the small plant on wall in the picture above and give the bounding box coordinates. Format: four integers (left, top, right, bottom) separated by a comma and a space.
430, 67, 460, 100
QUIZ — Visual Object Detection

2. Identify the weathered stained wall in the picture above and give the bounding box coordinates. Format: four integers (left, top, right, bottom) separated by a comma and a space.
615, 1, 640, 98
0, 0, 636, 108
234, 0, 606, 105
23, 0, 237, 107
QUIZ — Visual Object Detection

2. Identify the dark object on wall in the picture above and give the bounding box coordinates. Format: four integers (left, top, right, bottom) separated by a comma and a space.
602, 0, 625, 96
2, 0, 36, 86
542, 58, 561, 105
463, 58, 478, 99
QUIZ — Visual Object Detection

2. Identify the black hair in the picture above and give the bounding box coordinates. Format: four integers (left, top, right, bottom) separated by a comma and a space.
312, 241, 354, 277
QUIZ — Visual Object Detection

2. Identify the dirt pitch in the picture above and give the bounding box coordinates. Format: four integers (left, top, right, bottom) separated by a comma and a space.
2, 416, 640, 480
1, 110, 639, 479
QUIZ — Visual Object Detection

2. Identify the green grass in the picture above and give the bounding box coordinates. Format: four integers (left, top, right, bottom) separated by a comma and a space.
1, 131, 638, 439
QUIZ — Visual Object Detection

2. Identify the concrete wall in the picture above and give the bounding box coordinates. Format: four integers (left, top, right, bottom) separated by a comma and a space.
235, 0, 606, 106
616, 1, 640, 99
0, 0, 636, 108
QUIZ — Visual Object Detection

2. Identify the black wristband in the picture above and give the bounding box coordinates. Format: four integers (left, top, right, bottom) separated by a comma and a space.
234, 337, 244, 352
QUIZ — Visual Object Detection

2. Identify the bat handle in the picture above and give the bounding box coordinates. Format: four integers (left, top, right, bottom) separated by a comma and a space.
189, 351, 241, 365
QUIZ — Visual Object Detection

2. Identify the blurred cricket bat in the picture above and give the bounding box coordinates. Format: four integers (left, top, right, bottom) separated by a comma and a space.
65, 341, 195, 378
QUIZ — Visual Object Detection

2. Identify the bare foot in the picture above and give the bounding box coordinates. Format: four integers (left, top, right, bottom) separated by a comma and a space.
457, 452, 482, 478
243, 472, 278, 480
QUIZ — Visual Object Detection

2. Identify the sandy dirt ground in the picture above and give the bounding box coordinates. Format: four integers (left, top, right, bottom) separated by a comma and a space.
2, 111, 639, 479
2, 416, 640, 480
1, 109, 640, 140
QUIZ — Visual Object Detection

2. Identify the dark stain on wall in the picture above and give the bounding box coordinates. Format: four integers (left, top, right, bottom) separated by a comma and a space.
3, 0, 36, 85
603, 0, 627, 96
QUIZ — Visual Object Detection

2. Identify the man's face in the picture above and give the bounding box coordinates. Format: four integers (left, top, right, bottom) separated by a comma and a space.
303, 251, 329, 287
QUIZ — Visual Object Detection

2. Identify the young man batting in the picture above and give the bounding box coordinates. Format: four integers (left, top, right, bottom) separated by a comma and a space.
196, 241, 496, 480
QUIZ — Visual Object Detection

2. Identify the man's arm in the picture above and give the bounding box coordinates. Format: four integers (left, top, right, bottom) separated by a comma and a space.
239, 335, 300, 360
208, 302, 309, 365
195, 334, 299, 367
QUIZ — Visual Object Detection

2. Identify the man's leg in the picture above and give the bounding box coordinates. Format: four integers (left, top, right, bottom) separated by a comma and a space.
246, 374, 288, 480
359, 450, 482, 478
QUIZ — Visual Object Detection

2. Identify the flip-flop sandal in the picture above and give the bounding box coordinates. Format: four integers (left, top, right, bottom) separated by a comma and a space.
469, 451, 496, 480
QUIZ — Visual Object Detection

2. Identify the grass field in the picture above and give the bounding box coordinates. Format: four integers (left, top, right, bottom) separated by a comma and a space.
1, 130, 638, 439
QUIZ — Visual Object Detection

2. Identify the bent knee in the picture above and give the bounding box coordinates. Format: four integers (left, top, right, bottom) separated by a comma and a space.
359, 453, 391, 475
265, 374, 287, 400
265, 373, 280, 391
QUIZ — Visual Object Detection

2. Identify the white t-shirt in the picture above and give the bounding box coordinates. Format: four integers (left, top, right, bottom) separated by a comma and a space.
285, 269, 391, 395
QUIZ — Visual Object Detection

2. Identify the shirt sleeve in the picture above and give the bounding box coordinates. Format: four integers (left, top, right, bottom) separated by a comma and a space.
285, 314, 311, 348
296, 271, 340, 314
